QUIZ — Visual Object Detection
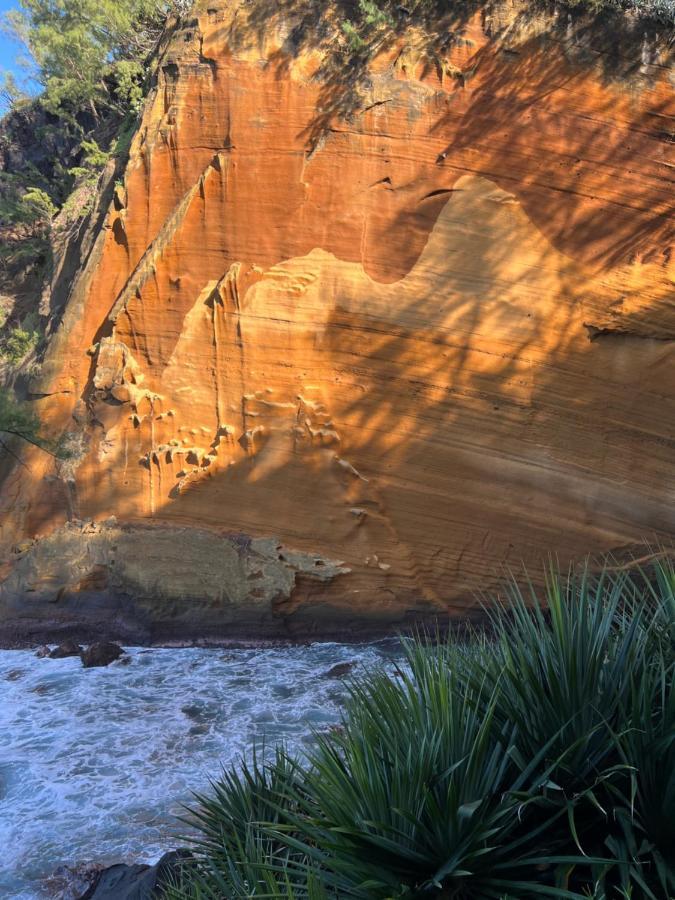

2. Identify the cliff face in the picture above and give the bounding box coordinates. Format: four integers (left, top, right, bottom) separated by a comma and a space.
1, 0, 674, 641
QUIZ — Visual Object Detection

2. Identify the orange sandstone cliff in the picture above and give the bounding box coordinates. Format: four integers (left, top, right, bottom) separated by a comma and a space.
0, 0, 674, 641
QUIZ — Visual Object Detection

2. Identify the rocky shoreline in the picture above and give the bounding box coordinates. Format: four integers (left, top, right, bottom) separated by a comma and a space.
1, 640, 396, 899
45, 850, 191, 900
0, 520, 462, 650
0, 624, 427, 651
0, 614, 475, 651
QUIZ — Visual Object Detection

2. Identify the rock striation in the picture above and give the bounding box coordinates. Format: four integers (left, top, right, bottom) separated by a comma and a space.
0, 0, 674, 640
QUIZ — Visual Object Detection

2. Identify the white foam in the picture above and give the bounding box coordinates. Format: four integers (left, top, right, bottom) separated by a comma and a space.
0, 642, 399, 898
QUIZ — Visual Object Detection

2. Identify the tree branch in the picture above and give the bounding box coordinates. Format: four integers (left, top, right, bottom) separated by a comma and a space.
0, 437, 29, 469
0, 429, 60, 458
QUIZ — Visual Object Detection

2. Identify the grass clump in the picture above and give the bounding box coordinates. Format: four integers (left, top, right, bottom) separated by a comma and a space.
167, 556, 674, 899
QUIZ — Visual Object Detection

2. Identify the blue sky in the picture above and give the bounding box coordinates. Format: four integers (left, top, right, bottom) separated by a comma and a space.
0, 0, 38, 113
0, 0, 23, 76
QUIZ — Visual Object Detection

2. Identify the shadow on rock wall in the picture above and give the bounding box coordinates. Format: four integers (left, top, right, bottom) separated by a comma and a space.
1, 0, 674, 634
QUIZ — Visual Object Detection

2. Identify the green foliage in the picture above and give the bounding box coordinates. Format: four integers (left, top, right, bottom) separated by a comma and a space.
0, 167, 57, 227
0, 1, 186, 252
113, 59, 145, 113
473, 563, 675, 896
338, 0, 674, 57
166, 749, 331, 898
2, 1, 193, 120
1, 313, 40, 362
0, 235, 50, 280
20, 186, 57, 222
354, 0, 394, 27
341, 0, 394, 54
341, 20, 367, 53
645, 555, 675, 652
65, 138, 111, 220
0, 72, 30, 110
79, 138, 111, 169
169, 558, 675, 899
112, 114, 138, 161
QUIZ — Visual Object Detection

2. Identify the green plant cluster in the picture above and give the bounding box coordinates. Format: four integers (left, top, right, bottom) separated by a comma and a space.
0, 1, 194, 249
3, 1, 193, 121
58, 137, 111, 219
0, 312, 39, 362
0, 134, 112, 237
166, 559, 674, 899
0, 167, 54, 227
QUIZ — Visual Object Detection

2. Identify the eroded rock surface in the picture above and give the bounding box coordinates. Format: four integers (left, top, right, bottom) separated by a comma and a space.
0, 0, 673, 639
0, 520, 352, 641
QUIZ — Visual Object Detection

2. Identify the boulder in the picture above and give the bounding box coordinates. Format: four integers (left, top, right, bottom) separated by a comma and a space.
43, 862, 103, 900
49, 640, 83, 659
77, 850, 191, 899
324, 662, 356, 678
80, 642, 125, 668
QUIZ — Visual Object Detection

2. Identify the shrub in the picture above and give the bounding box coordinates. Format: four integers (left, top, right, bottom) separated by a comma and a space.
1, 315, 40, 362
20, 186, 57, 223
164, 749, 331, 898
169, 556, 674, 899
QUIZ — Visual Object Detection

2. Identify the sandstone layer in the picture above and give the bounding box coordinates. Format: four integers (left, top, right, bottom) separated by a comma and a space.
0, 0, 674, 641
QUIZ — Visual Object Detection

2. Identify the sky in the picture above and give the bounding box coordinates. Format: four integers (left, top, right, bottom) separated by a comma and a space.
0, 0, 38, 114
0, 0, 22, 76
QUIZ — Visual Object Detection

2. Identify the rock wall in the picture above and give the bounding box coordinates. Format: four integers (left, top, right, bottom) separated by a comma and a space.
1, 0, 674, 640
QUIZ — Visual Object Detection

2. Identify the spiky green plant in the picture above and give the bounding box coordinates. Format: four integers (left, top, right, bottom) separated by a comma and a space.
278, 655, 596, 899
642, 555, 675, 659
468, 561, 674, 896
607, 626, 675, 897
166, 748, 335, 898
170, 555, 674, 899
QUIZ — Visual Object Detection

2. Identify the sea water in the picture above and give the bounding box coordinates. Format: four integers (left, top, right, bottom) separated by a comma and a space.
0, 642, 400, 898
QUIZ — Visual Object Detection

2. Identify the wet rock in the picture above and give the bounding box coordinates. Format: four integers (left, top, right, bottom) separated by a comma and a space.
43, 862, 103, 900
181, 701, 218, 723
80, 642, 125, 668
77, 849, 192, 899
323, 661, 356, 678
5, 668, 25, 681
35, 645, 51, 658
50, 640, 83, 659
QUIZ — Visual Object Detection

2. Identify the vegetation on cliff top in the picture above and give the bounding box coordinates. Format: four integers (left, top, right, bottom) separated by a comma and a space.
2, 0, 194, 119
340, 0, 674, 53
0, 0, 670, 405
166, 557, 675, 898
1, 0, 671, 281
0, 0, 194, 232
0, 0, 194, 373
